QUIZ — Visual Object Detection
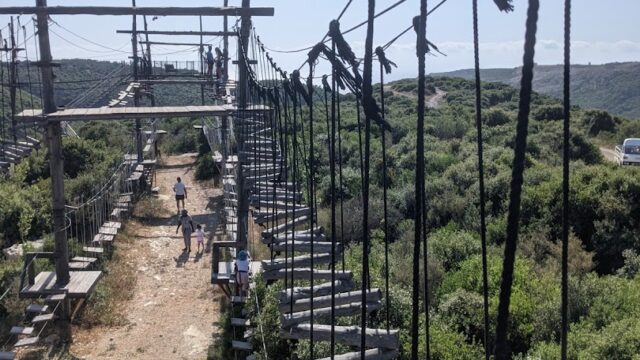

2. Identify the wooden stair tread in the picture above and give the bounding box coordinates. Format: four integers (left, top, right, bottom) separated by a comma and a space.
26, 304, 49, 314
31, 313, 56, 323
279, 289, 382, 313
10, 326, 34, 335
71, 256, 97, 263
263, 268, 352, 281
231, 296, 247, 304
14, 336, 39, 347
45, 293, 67, 303
102, 221, 122, 229
281, 324, 399, 349
261, 253, 336, 271
231, 340, 253, 351
99, 226, 118, 235
318, 349, 399, 360
279, 280, 354, 304
0, 352, 16, 360
282, 301, 382, 328
93, 234, 115, 243
230, 318, 251, 327
83, 246, 104, 254
68, 262, 92, 270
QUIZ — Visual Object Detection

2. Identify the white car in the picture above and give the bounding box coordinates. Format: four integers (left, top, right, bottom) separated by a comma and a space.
615, 138, 640, 166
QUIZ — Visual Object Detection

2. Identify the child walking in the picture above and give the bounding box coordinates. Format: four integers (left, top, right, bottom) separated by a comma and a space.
195, 224, 205, 253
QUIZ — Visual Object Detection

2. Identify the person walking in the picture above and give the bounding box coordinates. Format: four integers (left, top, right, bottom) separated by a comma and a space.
195, 224, 205, 253
173, 177, 187, 213
234, 249, 251, 297
176, 209, 194, 253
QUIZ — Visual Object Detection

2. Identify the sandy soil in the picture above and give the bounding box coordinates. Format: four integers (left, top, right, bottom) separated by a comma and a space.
600, 147, 617, 163
70, 154, 225, 360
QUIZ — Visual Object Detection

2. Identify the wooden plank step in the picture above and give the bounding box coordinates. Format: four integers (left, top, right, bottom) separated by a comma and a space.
25, 304, 49, 314
281, 324, 400, 349
251, 199, 307, 212
279, 289, 382, 313
279, 280, 354, 304
246, 173, 279, 183
267, 232, 326, 244
255, 181, 297, 191
44, 293, 67, 304
261, 253, 336, 272
99, 226, 118, 236
0, 352, 16, 360
230, 318, 251, 327
271, 241, 339, 254
83, 246, 104, 255
71, 256, 97, 263
68, 261, 92, 270
231, 296, 246, 304
14, 336, 39, 348
281, 301, 382, 328
263, 268, 352, 281
318, 349, 399, 360
93, 233, 115, 244
31, 313, 56, 324
10, 326, 34, 336
254, 209, 309, 224
231, 341, 253, 351
262, 216, 311, 237
102, 221, 122, 229
250, 193, 300, 204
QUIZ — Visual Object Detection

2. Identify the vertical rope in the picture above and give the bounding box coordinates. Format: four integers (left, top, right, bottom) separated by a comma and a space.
378, 56, 391, 332
412, 1, 428, 358
471, 0, 491, 357
330, 40, 338, 358
306, 63, 316, 359
561, 0, 571, 358
494, 1, 539, 358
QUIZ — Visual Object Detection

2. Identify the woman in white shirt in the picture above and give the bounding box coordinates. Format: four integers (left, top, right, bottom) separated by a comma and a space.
173, 177, 187, 212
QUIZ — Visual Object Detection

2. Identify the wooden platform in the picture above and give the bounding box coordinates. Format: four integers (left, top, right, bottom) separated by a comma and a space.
19, 271, 102, 299
16, 105, 270, 122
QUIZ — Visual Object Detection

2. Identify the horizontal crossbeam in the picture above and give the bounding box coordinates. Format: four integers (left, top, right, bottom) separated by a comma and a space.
16, 105, 270, 123
139, 41, 210, 46
0, 6, 274, 17
117, 30, 237, 36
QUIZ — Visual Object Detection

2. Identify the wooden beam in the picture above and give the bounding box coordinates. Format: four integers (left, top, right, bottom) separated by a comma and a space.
279, 289, 381, 313
281, 324, 400, 349
282, 302, 381, 328
279, 280, 355, 305
117, 30, 237, 36
139, 41, 210, 46
318, 349, 399, 360
0, 6, 275, 17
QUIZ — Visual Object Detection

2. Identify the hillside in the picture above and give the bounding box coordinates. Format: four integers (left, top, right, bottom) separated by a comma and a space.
434, 62, 640, 119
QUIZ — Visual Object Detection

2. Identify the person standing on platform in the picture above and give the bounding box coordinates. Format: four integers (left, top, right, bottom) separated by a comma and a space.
173, 177, 187, 213
176, 209, 194, 253
234, 250, 251, 297
204, 45, 214, 78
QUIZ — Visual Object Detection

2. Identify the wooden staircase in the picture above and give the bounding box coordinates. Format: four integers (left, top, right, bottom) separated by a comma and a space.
239, 113, 400, 358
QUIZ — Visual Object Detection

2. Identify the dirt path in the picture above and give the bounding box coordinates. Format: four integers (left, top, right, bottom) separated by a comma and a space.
600, 147, 617, 163
71, 154, 225, 360
384, 85, 447, 109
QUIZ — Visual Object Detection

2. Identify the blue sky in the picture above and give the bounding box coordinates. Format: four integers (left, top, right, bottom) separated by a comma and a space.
1, 0, 638, 81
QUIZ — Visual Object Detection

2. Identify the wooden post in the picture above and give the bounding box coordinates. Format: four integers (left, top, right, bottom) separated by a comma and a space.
143, 15, 158, 160
132, 0, 143, 163
9, 17, 17, 143
36, 0, 71, 342
235, 0, 251, 250
199, 16, 205, 105
223, 0, 229, 82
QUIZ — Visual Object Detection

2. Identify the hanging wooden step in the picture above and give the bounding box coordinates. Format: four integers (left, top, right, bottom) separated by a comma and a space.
83, 246, 105, 255
271, 232, 326, 244
92, 234, 115, 245
0, 352, 16, 360
246, 173, 279, 183
250, 199, 306, 212
68, 261, 92, 270
25, 304, 49, 314
102, 221, 122, 229
253, 207, 310, 224
271, 241, 339, 254
318, 349, 399, 360
281, 324, 400, 349
254, 181, 298, 191
279, 289, 381, 313
71, 256, 97, 263
262, 216, 310, 237
10, 326, 34, 336
44, 293, 67, 304
279, 280, 355, 305
250, 193, 299, 204
281, 301, 382, 328
231, 296, 247, 304
31, 313, 56, 324
262, 268, 352, 282
261, 253, 336, 272
99, 226, 118, 236
13, 336, 39, 348
231, 318, 251, 327
252, 187, 300, 197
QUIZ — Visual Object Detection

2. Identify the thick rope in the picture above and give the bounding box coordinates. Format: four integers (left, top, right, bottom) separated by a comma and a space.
494, 0, 539, 358
360, 0, 377, 354
471, 0, 491, 358
412, 1, 428, 359
561, 0, 571, 358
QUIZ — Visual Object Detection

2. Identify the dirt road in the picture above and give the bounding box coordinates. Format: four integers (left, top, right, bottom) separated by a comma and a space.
71, 154, 225, 360
600, 147, 617, 163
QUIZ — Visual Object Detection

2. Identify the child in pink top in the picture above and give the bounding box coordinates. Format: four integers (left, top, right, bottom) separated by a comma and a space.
195, 224, 205, 253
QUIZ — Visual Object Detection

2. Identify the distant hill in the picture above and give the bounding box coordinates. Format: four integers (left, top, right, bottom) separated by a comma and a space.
433, 62, 640, 119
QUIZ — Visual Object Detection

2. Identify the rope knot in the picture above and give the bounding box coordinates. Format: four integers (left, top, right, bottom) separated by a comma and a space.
375, 46, 397, 75
291, 70, 311, 105
322, 75, 332, 93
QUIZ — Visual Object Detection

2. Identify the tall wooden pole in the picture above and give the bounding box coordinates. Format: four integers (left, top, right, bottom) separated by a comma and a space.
9, 17, 17, 143
223, 0, 229, 82
132, 0, 143, 163
199, 16, 205, 105
36, 0, 69, 286
236, 0, 251, 250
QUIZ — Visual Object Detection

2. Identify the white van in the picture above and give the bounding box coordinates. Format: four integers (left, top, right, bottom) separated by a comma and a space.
615, 138, 640, 166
